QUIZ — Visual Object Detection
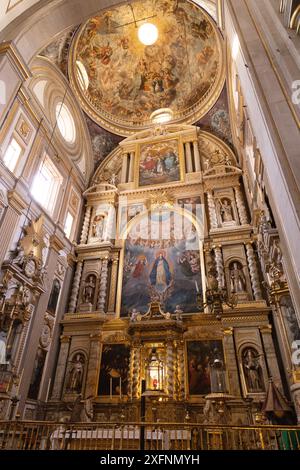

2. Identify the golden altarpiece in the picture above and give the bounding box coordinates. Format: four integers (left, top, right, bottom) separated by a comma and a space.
45, 123, 287, 425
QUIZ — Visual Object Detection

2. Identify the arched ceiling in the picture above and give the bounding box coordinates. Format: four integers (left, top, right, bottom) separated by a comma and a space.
0, 1, 217, 34
0, 2, 218, 64
69, 0, 224, 136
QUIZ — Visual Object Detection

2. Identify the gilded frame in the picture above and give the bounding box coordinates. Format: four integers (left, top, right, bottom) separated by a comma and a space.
135, 135, 185, 189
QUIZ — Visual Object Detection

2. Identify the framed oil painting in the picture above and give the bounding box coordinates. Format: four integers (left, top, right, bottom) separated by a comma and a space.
138, 139, 181, 187
98, 344, 130, 397
186, 340, 225, 396
121, 210, 203, 316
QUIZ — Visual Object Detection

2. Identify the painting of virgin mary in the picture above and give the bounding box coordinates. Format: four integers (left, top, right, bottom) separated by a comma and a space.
149, 252, 172, 293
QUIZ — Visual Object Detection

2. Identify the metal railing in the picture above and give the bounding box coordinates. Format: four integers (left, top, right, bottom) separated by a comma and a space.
0, 421, 299, 450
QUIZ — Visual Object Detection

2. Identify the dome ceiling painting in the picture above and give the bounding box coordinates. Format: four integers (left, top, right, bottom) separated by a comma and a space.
69, 0, 225, 136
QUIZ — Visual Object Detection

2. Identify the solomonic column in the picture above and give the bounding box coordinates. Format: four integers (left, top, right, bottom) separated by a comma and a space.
214, 246, 225, 289
97, 258, 109, 312
131, 343, 141, 399
68, 261, 83, 313
245, 243, 263, 300
80, 206, 92, 244
207, 192, 218, 229
166, 340, 175, 399
177, 341, 186, 401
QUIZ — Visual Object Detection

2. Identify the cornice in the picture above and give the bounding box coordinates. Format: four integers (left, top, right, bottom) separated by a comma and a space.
0, 41, 31, 82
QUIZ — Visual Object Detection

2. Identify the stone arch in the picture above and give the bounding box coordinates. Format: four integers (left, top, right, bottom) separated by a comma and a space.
27, 56, 94, 181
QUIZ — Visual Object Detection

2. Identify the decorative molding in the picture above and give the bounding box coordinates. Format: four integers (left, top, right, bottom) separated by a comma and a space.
0, 41, 31, 81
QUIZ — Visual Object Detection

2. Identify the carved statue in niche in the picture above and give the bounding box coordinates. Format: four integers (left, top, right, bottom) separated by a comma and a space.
0, 331, 8, 365
229, 261, 246, 293
67, 354, 85, 393
219, 198, 234, 223
242, 348, 264, 393
82, 275, 96, 304
81, 396, 94, 422
92, 214, 106, 239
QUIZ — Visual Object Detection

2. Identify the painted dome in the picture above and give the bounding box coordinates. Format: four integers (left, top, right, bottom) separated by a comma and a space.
69, 0, 224, 136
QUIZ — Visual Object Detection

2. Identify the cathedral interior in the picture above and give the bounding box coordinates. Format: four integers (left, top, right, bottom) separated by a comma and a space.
0, 0, 300, 451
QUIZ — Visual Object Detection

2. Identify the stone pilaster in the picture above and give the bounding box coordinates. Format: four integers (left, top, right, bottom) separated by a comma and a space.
121, 153, 128, 183
260, 325, 282, 390
68, 261, 83, 313
0, 191, 27, 265
207, 192, 218, 229
107, 257, 119, 314
223, 328, 241, 396
85, 334, 102, 398
185, 142, 193, 173
214, 246, 225, 289
235, 186, 248, 225
193, 140, 201, 172
105, 205, 116, 242
51, 336, 70, 400
97, 258, 109, 312
246, 243, 263, 300
80, 206, 92, 244
129, 152, 135, 183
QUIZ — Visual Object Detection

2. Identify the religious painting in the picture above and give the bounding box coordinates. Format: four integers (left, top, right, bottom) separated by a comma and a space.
197, 86, 233, 148
186, 340, 225, 396
121, 210, 202, 316
28, 348, 47, 400
71, 0, 224, 135
46, 279, 61, 315
98, 344, 130, 397
139, 139, 180, 187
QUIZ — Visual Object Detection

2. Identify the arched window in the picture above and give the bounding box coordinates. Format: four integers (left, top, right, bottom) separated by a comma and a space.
55, 102, 76, 144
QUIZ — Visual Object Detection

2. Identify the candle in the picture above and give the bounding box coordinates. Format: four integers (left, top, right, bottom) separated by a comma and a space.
195, 280, 199, 293
110, 377, 112, 400
17, 368, 24, 395
46, 378, 51, 402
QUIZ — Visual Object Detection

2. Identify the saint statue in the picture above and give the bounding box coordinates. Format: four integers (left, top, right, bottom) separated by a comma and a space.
0, 331, 8, 365
150, 252, 172, 293
130, 308, 140, 322
81, 396, 94, 423
67, 355, 84, 393
219, 199, 234, 223
242, 348, 264, 393
174, 305, 183, 321
230, 262, 246, 293
92, 215, 106, 239
82, 275, 96, 304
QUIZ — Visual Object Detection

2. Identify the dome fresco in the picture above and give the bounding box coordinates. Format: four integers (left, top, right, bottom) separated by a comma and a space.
69, 0, 224, 136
